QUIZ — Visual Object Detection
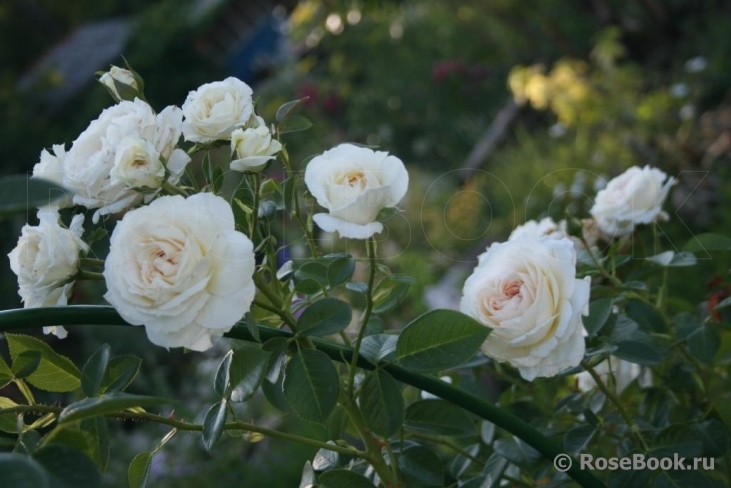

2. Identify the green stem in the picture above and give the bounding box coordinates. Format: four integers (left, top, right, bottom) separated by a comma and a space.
253, 274, 297, 331
280, 150, 319, 259
580, 360, 649, 451
161, 181, 189, 197
250, 173, 262, 240
0, 306, 604, 488
0, 404, 363, 458
79, 258, 105, 268
77, 270, 105, 281
409, 432, 484, 466
14, 379, 35, 405
347, 237, 377, 399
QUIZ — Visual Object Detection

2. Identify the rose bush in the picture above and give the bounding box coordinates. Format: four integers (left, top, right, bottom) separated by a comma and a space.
0, 66, 728, 488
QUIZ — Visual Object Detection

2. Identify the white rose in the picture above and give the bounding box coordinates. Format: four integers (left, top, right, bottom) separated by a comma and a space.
110, 136, 164, 189
577, 356, 652, 394
103, 193, 256, 351
64, 99, 190, 223
230, 126, 282, 172
590, 166, 673, 237
181, 77, 254, 143
99, 66, 139, 101
460, 236, 590, 380
509, 217, 565, 241
32, 144, 72, 210
304, 143, 409, 239
8, 212, 89, 338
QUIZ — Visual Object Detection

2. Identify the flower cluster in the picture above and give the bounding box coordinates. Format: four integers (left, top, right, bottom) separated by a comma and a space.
461, 165, 673, 380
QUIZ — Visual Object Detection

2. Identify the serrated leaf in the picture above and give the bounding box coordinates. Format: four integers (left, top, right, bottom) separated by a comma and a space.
276, 98, 308, 123
33, 444, 100, 488
0, 453, 50, 488
0, 397, 20, 433
279, 115, 313, 134
319, 469, 375, 487
202, 401, 227, 452
611, 330, 664, 365
58, 392, 172, 424
81, 344, 111, 397
327, 256, 355, 287
244, 312, 260, 342
99, 356, 141, 393
283, 350, 339, 424
563, 424, 596, 452
6, 334, 81, 392
583, 298, 614, 336
692, 419, 729, 457
127, 452, 152, 488
298, 298, 352, 338
0, 176, 69, 216
0, 356, 13, 387
404, 400, 475, 436
372, 279, 410, 314
687, 325, 719, 363
229, 344, 271, 402
398, 445, 443, 486
396, 310, 489, 373
80, 417, 110, 472
12, 351, 41, 379
360, 370, 403, 438
359, 334, 398, 364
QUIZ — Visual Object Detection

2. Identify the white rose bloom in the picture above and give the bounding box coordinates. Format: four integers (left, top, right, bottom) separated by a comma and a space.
509, 217, 565, 242
304, 143, 409, 239
181, 77, 254, 143
99, 66, 139, 100
8, 212, 89, 338
64, 99, 190, 223
103, 193, 256, 351
230, 126, 282, 172
32, 144, 72, 210
460, 236, 590, 381
590, 166, 673, 237
110, 136, 164, 189
577, 356, 651, 394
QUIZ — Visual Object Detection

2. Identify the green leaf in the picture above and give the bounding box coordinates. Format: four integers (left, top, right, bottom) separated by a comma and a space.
583, 298, 614, 336
229, 344, 271, 402
201, 152, 212, 185
645, 251, 696, 267
0, 397, 20, 433
649, 425, 702, 459
653, 470, 719, 488
372, 278, 410, 314
492, 438, 540, 466
312, 444, 339, 470
479, 453, 508, 488
99, 356, 141, 393
80, 417, 110, 472
318, 469, 374, 487
0, 356, 13, 388
713, 296, 731, 313
0, 453, 50, 488
692, 419, 729, 457
359, 334, 398, 364
396, 310, 489, 373
58, 392, 172, 424
276, 98, 308, 123
12, 351, 41, 379
404, 400, 476, 436
376, 207, 401, 222
283, 350, 340, 424
295, 261, 329, 285
127, 452, 152, 488
327, 256, 355, 287
6, 334, 81, 392
295, 279, 323, 295
33, 444, 100, 488
282, 176, 297, 217
611, 331, 664, 365
687, 325, 719, 363
202, 401, 227, 452
214, 351, 234, 398
81, 344, 111, 397
0, 176, 69, 216
683, 233, 731, 253
298, 298, 352, 338
279, 115, 313, 134
608, 467, 651, 488
244, 312, 260, 343
212, 165, 224, 194
398, 445, 444, 486
299, 461, 315, 488
360, 370, 404, 438
346, 282, 368, 294
563, 424, 597, 452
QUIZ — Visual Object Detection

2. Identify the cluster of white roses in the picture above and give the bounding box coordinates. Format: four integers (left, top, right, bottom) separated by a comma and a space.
8, 68, 408, 350
460, 165, 673, 380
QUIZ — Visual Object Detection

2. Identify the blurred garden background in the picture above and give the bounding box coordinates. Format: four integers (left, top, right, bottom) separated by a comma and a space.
2, 0, 731, 485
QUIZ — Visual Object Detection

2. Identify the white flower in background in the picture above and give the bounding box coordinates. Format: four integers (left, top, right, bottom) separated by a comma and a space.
230, 126, 282, 172
99, 66, 139, 101
421, 376, 452, 400
460, 236, 590, 381
110, 136, 164, 189
103, 193, 256, 351
32, 144, 72, 210
590, 166, 674, 237
684, 56, 708, 73
304, 143, 409, 239
509, 217, 565, 242
63, 99, 190, 223
577, 356, 652, 394
8, 211, 89, 338
181, 77, 254, 143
